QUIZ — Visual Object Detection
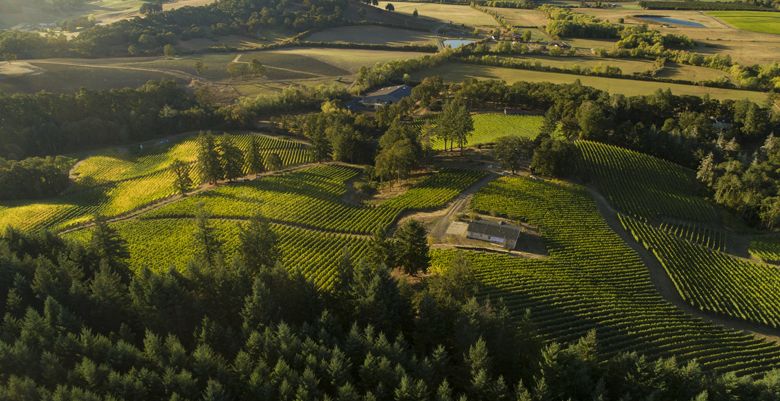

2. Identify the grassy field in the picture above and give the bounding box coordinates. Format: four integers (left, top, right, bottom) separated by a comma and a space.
487, 7, 548, 27
430, 175, 780, 376
0, 48, 429, 96
0, 133, 313, 232
378, 1, 498, 28
416, 62, 767, 102
707, 11, 780, 35
305, 25, 443, 46
428, 113, 544, 150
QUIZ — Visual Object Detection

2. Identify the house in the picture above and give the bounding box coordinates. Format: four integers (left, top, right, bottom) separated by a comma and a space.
466, 220, 521, 250
359, 84, 413, 108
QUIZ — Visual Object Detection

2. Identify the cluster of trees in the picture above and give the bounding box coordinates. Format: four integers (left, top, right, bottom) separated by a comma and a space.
0, 156, 74, 200
0, 80, 213, 160
2, 210, 780, 399
492, 135, 578, 178
420, 96, 474, 153
275, 102, 377, 164
698, 135, 780, 228
1, 0, 350, 58
541, 5, 620, 39
194, 133, 282, 186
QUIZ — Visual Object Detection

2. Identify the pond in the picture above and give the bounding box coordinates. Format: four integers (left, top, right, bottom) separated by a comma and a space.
635, 15, 705, 28
442, 39, 476, 48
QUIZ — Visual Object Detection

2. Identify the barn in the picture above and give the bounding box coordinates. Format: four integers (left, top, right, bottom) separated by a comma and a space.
466, 220, 521, 250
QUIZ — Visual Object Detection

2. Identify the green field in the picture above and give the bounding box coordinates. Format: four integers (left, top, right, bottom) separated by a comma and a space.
0, 133, 313, 232
430, 175, 780, 376
428, 113, 544, 150
708, 11, 780, 35
416, 62, 768, 102
378, 1, 498, 27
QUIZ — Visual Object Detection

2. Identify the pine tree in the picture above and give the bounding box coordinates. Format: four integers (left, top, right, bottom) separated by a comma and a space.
194, 205, 223, 266
197, 133, 223, 185
219, 136, 244, 181
237, 214, 280, 271
90, 215, 129, 269
171, 159, 193, 195
266, 153, 283, 171
246, 137, 265, 177
395, 220, 430, 275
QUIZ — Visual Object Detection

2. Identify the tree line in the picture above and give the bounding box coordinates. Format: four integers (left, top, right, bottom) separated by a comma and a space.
0, 156, 74, 200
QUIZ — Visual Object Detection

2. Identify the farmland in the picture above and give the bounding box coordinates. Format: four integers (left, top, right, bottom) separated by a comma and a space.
304, 25, 445, 46
377, 1, 499, 28
63, 164, 486, 285
0, 47, 430, 96
416, 62, 768, 102
431, 175, 780, 376
708, 11, 780, 35
0, 132, 313, 232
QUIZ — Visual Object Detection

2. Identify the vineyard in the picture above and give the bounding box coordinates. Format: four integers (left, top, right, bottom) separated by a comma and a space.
145, 164, 486, 234
749, 240, 780, 264
620, 214, 780, 329
64, 165, 485, 286
431, 175, 780, 376
0, 133, 313, 232
63, 218, 370, 289
577, 140, 720, 223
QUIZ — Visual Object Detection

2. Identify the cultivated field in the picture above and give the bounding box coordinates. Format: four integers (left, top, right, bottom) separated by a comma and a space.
578, 141, 780, 330
417, 62, 767, 102
0, 48, 429, 96
305, 25, 444, 46
0, 133, 313, 232
62, 164, 485, 287
487, 7, 548, 27
707, 11, 780, 35
377, 1, 499, 28
430, 175, 780, 376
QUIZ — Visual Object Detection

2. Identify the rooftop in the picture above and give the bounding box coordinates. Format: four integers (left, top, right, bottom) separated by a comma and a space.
467, 220, 521, 240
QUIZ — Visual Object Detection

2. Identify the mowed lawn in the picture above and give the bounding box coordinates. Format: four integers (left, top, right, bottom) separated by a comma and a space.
708, 11, 780, 35
417, 62, 767, 102
432, 113, 543, 150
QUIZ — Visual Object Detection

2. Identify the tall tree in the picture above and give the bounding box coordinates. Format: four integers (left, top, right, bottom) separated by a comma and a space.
171, 159, 193, 195
245, 137, 265, 177
394, 220, 430, 275
90, 215, 129, 270
237, 215, 280, 271
218, 136, 244, 181
197, 133, 222, 185
439, 97, 473, 153
266, 153, 283, 171
194, 205, 223, 266
493, 136, 534, 174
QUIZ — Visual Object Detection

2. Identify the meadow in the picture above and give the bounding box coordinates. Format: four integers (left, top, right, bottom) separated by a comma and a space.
377, 1, 498, 28
430, 175, 780, 376
707, 11, 780, 35
305, 25, 444, 46
0, 133, 313, 232
416, 62, 768, 102
427, 113, 544, 150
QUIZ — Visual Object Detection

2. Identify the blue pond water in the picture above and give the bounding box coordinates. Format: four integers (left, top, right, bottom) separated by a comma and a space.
637, 15, 705, 28
442, 39, 476, 48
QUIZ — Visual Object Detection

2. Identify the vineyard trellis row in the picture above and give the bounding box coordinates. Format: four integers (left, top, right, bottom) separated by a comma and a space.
431, 175, 780, 376
0, 133, 314, 233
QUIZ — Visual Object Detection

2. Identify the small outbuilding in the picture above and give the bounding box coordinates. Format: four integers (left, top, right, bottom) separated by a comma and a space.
359, 84, 413, 108
466, 220, 521, 250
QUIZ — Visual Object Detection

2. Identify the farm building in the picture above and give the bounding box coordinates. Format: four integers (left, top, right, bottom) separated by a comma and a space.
359, 84, 412, 107
466, 220, 521, 249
